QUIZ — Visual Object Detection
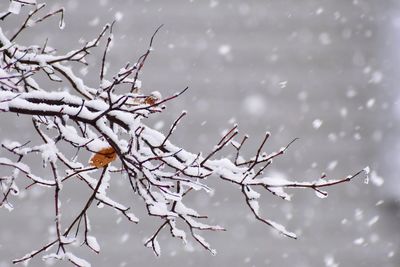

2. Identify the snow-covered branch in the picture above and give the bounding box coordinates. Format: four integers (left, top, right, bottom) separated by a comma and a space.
0, 2, 368, 265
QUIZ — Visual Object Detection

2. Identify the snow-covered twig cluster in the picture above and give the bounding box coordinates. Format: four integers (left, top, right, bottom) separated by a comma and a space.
0, 1, 368, 266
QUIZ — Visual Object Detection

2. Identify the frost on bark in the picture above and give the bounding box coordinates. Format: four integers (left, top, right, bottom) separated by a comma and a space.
0, 2, 368, 266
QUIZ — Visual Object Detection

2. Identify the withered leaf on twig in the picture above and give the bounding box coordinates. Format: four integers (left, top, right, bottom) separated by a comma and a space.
89, 146, 117, 168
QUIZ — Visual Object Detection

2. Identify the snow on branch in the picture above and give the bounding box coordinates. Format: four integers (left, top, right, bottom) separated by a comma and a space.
0, 3, 368, 265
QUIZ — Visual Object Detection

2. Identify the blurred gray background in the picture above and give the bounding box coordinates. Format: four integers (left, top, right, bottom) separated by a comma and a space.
1, 0, 400, 266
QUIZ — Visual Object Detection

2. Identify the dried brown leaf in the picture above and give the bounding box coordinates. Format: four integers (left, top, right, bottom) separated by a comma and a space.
89, 146, 117, 168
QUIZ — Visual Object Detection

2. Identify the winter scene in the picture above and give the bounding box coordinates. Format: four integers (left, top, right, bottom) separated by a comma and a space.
0, 0, 399, 266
